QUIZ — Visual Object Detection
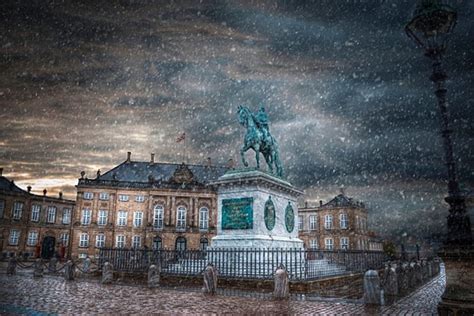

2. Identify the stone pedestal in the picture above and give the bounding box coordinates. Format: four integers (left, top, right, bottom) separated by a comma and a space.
210, 169, 304, 249
437, 246, 474, 315
101, 262, 113, 284
33, 259, 43, 278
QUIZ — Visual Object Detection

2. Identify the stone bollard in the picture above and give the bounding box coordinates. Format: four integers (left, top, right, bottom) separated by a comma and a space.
383, 265, 399, 297
64, 260, 75, 281
202, 264, 218, 295
364, 270, 383, 305
273, 266, 290, 300
7, 256, 17, 275
414, 261, 423, 287
49, 257, 58, 273
398, 263, 409, 294
33, 259, 44, 278
83, 257, 91, 273
427, 261, 433, 278
407, 262, 416, 289
101, 262, 113, 284
147, 264, 160, 288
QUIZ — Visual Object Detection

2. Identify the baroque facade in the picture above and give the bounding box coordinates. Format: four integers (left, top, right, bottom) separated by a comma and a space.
72, 153, 227, 258
0, 169, 75, 259
298, 192, 372, 251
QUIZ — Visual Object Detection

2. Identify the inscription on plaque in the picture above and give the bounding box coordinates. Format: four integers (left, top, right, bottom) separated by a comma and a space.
221, 197, 253, 230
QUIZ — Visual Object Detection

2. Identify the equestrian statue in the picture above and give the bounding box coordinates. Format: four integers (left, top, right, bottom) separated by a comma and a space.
237, 105, 284, 177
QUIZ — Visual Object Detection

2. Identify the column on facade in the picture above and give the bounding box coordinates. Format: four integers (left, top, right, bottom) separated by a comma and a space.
193, 197, 199, 229
170, 196, 175, 227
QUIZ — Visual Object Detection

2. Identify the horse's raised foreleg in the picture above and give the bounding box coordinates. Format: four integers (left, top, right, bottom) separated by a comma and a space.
240, 146, 249, 167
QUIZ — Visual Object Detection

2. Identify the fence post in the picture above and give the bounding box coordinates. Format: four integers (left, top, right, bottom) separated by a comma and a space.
148, 264, 160, 288
363, 270, 383, 305
49, 257, 58, 273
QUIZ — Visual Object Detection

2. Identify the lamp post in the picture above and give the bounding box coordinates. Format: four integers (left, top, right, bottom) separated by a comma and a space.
405, 1, 473, 314
405, 0, 471, 246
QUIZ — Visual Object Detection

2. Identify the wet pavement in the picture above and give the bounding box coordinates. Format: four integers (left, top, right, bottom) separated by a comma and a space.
0, 266, 445, 315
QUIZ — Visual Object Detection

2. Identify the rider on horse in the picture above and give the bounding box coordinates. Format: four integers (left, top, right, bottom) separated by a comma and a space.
253, 106, 270, 144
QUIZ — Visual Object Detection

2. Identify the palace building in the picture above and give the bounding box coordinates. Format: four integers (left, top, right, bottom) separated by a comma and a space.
0, 169, 75, 259
71, 152, 228, 258
298, 192, 372, 251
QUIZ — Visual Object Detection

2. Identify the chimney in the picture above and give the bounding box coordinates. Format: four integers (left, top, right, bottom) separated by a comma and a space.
304, 201, 308, 208
27, 186, 32, 193
206, 157, 212, 167
227, 158, 235, 169
59, 192, 63, 199
319, 200, 323, 207
126, 151, 131, 163
43, 189, 47, 196
80, 171, 85, 179
0, 168, 3, 176
150, 153, 155, 165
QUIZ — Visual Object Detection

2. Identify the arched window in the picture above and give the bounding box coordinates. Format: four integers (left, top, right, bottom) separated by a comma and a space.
200, 238, 209, 251
153, 205, 164, 229
175, 236, 186, 251
176, 206, 186, 231
199, 207, 209, 231
152, 236, 162, 250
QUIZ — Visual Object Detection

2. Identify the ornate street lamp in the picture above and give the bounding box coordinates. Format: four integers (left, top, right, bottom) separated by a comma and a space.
405, 0, 471, 246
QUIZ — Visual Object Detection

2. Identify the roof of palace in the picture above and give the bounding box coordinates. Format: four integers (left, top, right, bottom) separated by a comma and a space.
0, 176, 26, 193
80, 161, 229, 188
322, 194, 365, 209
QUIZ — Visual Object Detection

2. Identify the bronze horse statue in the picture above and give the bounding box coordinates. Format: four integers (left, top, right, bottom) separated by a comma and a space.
237, 105, 283, 177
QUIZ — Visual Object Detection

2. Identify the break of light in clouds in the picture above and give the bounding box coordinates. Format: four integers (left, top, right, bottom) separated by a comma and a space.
1, 0, 473, 241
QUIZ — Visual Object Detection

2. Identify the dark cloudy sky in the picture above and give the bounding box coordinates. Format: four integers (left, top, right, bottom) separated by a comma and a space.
1, 0, 473, 240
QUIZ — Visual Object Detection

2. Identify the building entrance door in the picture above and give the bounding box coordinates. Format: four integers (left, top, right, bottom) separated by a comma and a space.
41, 236, 56, 259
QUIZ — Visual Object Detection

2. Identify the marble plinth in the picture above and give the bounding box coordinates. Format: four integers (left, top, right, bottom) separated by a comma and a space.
210, 169, 304, 249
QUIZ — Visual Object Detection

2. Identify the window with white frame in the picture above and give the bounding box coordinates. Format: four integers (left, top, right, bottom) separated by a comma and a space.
83, 192, 94, 200
62, 208, 71, 224
309, 215, 317, 230
116, 235, 125, 248
133, 211, 143, 227
324, 214, 333, 229
0, 200, 5, 218
9, 229, 20, 245
60, 233, 69, 246
98, 210, 108, 226
81, 208, 91, 225
325, 237, 334, 250
132, 235, 141, 248
298, 215, 304, 231
340, 237, 349, 250
12, 202, 23, 220
79, 233, 89, 247
27, 231, 38, 246
47, 206, 57, 223
31, 204, 41, 222
153, 205, 164, 229
117, 211, 127, 226
96, 234, 106, 248
199, 207, 209, 230
135, 195, 145, 203
310, 239, 318, 249
340, 213, 348, 229
99, 192, 109, 200
176, 206, 186, 230
118, 194, 129, 202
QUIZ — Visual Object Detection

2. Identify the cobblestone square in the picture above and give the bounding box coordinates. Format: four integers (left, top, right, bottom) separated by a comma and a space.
0, 267, 445, 315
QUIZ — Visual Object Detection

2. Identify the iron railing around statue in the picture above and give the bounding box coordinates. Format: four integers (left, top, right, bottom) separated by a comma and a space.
98, 248, 387, 281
